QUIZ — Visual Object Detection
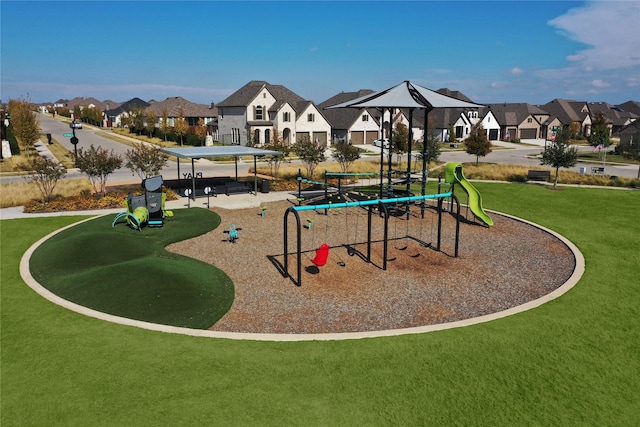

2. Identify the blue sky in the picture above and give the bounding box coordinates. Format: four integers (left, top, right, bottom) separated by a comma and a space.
2, 1, 639, 106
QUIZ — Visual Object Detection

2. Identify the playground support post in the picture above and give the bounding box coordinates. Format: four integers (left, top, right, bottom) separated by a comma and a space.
283, 192, 458, 286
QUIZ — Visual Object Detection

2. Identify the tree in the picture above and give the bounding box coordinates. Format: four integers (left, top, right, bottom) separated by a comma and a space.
173, 109, 188, 145
145, 109, 157, 138
331, 142, 360, 173
464, 122, 492, 165
448, 125, 456, 143
75, 144, 123, 196
195, 117, 207, 145
263, 129, 290, 178
392, 122, 409, 162
292, 136, 326, 180
588, 112, 611, 151
124, 143, 169, 180
160, 108, 170, 142
540, 128, 578, 189
416, 125, 442, 177
8, 97, 41, 155
18, 156, 66, 204
130, 106, 145, 135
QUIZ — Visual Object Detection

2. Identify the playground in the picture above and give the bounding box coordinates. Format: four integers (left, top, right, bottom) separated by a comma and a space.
168, 198, 576, 334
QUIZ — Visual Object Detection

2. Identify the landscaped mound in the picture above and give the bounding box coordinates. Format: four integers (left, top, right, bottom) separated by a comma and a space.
29, 208, 233, 329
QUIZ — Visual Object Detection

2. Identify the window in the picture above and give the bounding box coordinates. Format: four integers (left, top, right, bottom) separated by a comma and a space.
283, 112, 290, 122
255, 106, 263, 120
527, 117, 533, 123
307, 113, 315, 122
232, 128, 241, 144
265, 129, 271, 144
362, 114, 369, 121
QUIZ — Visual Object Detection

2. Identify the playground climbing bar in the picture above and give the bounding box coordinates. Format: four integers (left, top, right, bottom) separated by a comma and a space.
283, 192, 459, 287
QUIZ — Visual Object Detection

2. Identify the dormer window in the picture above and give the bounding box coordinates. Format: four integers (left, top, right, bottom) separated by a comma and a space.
283, 112, 290, 122
255, 105, 263, 120
308, 113, 315, 122
362, 114, 369, 121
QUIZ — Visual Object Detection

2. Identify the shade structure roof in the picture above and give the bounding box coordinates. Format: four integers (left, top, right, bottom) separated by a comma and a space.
161, 146, 282, 159
325, 80, 484, 110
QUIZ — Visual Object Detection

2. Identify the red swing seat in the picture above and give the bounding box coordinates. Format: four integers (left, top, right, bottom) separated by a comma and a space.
311, 243, 330, 267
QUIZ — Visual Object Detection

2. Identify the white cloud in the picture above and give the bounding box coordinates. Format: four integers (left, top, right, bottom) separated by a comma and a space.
591, 79, 610, 88
510, 67, 523, 76
548, 1, 640, 70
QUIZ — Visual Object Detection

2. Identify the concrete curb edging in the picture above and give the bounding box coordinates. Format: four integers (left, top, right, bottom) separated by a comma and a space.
20, 210, 585, 342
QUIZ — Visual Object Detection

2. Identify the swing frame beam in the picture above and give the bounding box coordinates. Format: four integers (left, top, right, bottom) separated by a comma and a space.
283, 192, 459, 287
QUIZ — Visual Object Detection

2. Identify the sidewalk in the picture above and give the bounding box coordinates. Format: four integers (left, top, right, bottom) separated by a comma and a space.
0, 191, 296, 220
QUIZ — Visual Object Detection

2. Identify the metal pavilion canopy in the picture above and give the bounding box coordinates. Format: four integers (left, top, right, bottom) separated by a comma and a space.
161, 146, 282, 199
325, 80, 485, 196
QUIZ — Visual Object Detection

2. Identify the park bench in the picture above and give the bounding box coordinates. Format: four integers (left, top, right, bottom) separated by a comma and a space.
225, 181, 251, 196
591, 166, 605, 176
527, 170, 551, 181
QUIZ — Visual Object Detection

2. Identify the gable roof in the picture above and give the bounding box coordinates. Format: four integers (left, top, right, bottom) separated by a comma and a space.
588, 102, 638, 127
541, 99, 589, 124
486, 103, 547, 126
435, 88, 474, 103
319, 90, 377, 129
148, 96, 215, 117
106, 97, 150, 115
217, 80, 305, 108
616, 100, 640, 117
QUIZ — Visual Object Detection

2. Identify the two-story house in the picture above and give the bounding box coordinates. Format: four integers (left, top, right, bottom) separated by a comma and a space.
541, 99, 592, 137
217, 80, 331, 146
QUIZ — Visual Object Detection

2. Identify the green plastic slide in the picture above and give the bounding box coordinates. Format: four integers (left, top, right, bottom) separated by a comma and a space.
444, 162, 493, 227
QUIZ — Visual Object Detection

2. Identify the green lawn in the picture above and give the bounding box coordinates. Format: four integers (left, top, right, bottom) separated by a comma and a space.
1, 184, 639, 426
29, 208, 233, 329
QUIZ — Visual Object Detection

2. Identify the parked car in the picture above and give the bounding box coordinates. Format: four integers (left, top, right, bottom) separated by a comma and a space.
70, 120, 82, 129
373, 138, 389, 149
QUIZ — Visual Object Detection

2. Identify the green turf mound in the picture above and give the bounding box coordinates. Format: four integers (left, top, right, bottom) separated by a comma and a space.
30, 207, 234, 329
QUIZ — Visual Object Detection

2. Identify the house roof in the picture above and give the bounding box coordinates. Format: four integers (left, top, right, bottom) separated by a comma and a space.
588, 102, 638, 127
319, 90, 377, 130
617, 100, 640, 117
541, 99, 589, 124
486, 103, 547, 126
148, 96, 215, 117
106, 97, 150, 115
217, 80, 305, 109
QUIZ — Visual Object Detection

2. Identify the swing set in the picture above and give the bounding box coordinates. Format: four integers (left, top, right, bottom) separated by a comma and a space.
283, 192, 461, 287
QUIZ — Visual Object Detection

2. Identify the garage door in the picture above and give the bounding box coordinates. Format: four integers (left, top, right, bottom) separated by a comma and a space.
365, 131, 377, 144
520, 128, 537, 139
488, 129, 499, 140
351, 131, 364, 145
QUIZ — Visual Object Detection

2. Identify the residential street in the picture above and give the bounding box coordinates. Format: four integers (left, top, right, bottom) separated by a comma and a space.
2, 113, 637, 187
